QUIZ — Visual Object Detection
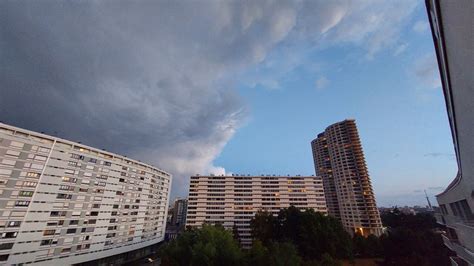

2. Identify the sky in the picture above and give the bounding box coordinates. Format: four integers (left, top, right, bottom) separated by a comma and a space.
0, 0, 456, 207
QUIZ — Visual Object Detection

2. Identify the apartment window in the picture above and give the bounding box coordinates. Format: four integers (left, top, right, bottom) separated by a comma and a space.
0, 243, 14, 250
18, 191, 34, 197
14, 201, 30, 207
71, 154, 84, 160
66, 228, 77, 234
5, 150, 21, 158
40, 239, 53, 246
7, 221, 21, 228
43, 230, 56, 236
89, 158, 97, 163
0, 232, 17, 239
61, 247, 71, 253
57, 193, 73, 199
0, 254, 9, 262
104, 161, 112, 166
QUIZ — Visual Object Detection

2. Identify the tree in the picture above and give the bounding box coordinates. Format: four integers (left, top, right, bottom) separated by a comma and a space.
379, 211, 453, 266
159, 224, 243, 266
250, 206, 352, 261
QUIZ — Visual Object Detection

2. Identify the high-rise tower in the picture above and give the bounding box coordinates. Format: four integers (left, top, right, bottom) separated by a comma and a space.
311, 119, 383, 236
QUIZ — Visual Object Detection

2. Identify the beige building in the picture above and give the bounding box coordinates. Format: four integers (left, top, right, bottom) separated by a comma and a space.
311, 119, 383, 237
0, 123, 171, 265
186, 174, 327, 247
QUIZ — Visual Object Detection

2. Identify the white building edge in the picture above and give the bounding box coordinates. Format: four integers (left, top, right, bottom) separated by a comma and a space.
426, 0, 474, 265
0, 122, 172, 265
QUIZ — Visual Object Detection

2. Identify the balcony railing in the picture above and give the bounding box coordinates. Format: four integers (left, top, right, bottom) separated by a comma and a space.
442, 234, 474, 265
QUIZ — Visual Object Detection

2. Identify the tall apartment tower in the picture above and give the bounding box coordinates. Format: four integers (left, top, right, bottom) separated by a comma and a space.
311, 119, 382, 236
0, 123, 172, 265
186, 175, 327, 247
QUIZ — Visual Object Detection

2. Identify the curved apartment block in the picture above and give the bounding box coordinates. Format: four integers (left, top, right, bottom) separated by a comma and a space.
0, 123, 172, 265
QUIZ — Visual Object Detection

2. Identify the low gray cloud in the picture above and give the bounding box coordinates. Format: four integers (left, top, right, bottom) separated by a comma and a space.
0, 0, 419, 198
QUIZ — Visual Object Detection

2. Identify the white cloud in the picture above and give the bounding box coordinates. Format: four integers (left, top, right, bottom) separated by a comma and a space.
393, 43, 408, 56
413, 20, 429, 33
413, 54, 441, 89
315, 76, 330, 90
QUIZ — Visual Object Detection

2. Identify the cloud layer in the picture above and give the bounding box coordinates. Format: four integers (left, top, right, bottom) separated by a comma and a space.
0, 0, 419, 197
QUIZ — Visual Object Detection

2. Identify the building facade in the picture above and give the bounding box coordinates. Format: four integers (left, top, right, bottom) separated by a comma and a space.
186, 175, 327, 247
0, 123, 172, 265
311, 119, 383, 237
426, 0, 474, 265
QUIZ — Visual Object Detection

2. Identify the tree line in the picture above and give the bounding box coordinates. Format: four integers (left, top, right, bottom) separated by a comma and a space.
159, 206, 452, 265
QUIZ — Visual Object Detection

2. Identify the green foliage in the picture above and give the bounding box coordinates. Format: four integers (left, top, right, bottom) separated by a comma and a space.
251, 206, 352, 261
159, 224, 243, 266
352, 233, 382, 257
379, 211, 453, 266
160, 208, 451, 266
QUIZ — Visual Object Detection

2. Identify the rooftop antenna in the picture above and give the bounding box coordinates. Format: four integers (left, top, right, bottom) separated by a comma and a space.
424, 190, 433, 210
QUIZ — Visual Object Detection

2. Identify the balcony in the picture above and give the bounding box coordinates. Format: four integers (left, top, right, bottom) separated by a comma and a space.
442, 234, 474, 265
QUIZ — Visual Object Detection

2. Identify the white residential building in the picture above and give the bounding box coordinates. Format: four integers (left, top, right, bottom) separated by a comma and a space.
0, 123, 172, 265
426, 0, 474, 265
185, 174, 327, 247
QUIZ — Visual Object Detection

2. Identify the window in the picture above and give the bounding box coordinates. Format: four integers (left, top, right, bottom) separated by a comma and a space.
7, 221, 21, 228
0, 243, 14, 250
19, 191, 34, 197
22, 181, 37, 187
89, 158, 97, 163
26, 172, 40, 178
5, 150, 21, 158
104, 161, 111, 166
14, 201, 30, 207
9, 141, 24, 148
40, 239, 53, 246
1, 232, 18, 239
0, 254, 9, 262
71, 154, 84, 160
66, 228, 77, 234
57, 194, 73, 199
43, 230, 56, 236
61, 247, 71, 253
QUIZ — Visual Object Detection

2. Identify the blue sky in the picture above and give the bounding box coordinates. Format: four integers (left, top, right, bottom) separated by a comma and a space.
2, 1, 457, 206
215, 3, 457, 207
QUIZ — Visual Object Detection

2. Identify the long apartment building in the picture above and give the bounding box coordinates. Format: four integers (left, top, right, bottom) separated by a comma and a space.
311, 119, 383, 237
0, 123, 172, 265
186, 174, 327, 247
426, 0, 474, 265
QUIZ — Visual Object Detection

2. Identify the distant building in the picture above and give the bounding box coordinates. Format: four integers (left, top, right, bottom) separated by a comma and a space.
165, 198, 188, 241
170, 198, 188, 226
426, 0, 474, 265
0, 122, 172, 265
311, 119, 383, 237
186, 175, 327, 247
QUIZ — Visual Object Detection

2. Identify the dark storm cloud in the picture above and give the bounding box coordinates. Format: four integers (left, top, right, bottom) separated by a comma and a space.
0, 0, 418, 197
